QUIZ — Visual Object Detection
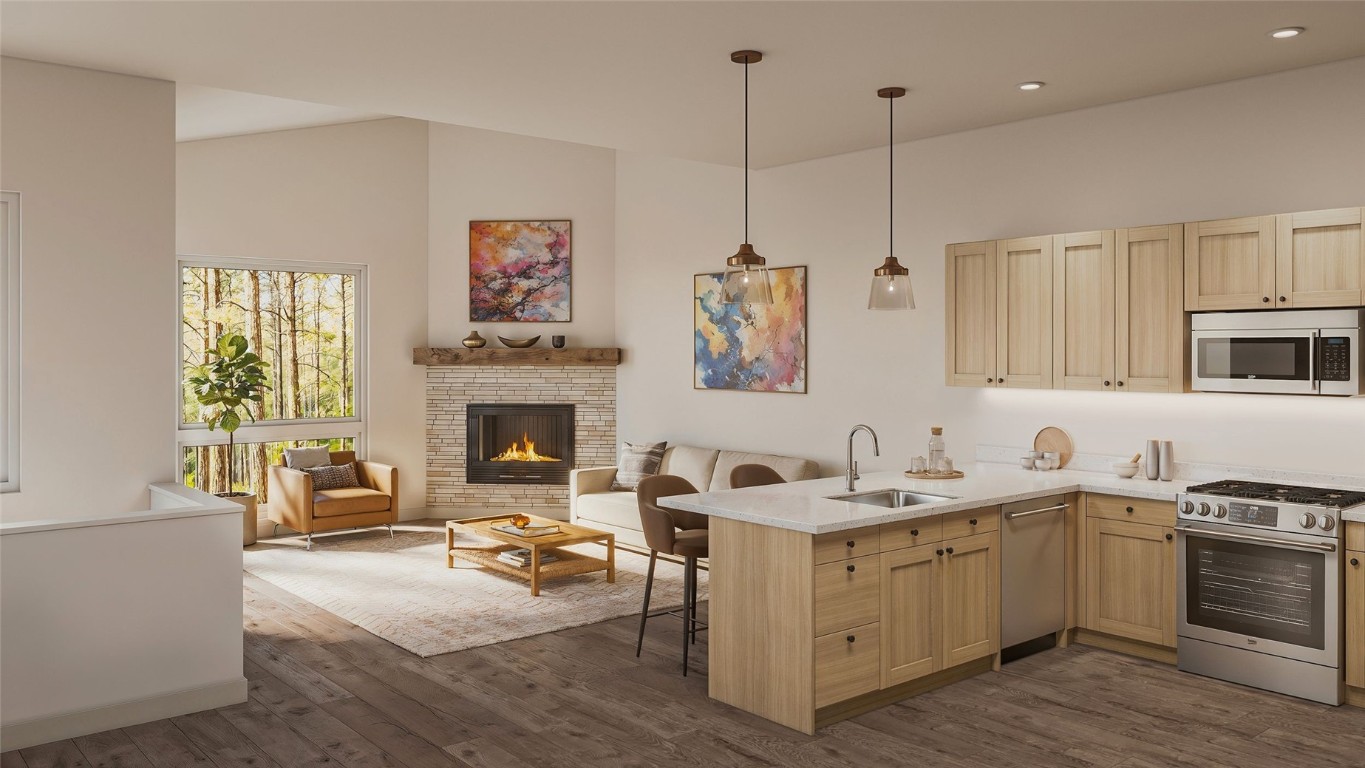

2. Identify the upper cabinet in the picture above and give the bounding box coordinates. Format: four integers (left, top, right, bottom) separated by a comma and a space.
996, 237, 1054, 389
1275, 208, 1364, 308
1053, 231, 1115, 391
1116, 225, 1187, 394
1186, 208, 1363, 311
945, 241, 997, 387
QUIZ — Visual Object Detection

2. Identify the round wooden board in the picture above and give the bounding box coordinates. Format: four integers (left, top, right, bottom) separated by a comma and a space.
1033, 427, 1074, 468
903, 469, 966, 480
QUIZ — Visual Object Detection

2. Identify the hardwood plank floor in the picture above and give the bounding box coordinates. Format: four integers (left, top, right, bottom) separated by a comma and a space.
7, 560, 1364, 767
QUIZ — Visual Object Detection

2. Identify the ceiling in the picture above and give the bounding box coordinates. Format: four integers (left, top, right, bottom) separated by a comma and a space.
176, 84, 384, 143
5, 1, 1365, 168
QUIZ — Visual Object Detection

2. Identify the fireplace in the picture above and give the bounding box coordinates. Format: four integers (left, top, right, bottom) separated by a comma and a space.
466, 404, 575, 485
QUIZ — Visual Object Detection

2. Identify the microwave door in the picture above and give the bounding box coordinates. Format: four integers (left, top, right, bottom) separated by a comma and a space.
1192, 329, 1315, 395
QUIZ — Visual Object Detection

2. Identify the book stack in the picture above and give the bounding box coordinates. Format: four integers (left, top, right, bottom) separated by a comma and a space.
493, 523, 560, 537
496, 548, 557, 568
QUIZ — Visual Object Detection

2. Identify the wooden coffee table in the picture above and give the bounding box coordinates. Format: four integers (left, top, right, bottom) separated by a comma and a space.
445, 515, 616, 596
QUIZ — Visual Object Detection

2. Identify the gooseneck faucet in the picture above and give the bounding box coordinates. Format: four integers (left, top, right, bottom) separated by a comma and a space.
846, 424, 880, 492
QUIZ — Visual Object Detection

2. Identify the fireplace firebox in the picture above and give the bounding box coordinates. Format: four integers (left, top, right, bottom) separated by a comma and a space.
466, 404, 575, 485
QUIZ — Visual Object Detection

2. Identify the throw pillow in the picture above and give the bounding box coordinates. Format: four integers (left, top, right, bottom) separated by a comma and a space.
303, 462, 360, 491
284, 446, 332, 469
611, 441, 668, 491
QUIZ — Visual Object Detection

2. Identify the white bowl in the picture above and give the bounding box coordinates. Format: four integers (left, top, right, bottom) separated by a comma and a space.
1112, 462, 1140, 478
1019, 457, 1034, 469
1033, 458, 1051, 471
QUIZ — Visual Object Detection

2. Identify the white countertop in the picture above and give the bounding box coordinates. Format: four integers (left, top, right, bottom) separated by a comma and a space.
660, 461, 1192, 534
1345, 509, 1365, 524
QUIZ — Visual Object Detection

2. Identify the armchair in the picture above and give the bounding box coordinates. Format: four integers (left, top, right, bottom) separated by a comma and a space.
267, 450, 398, 550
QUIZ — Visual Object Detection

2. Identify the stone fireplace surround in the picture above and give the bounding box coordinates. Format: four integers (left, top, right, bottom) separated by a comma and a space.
424, 361, 616, 517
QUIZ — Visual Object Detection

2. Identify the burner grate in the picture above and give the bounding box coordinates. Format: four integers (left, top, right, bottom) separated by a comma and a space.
1186, 479, 1365, 508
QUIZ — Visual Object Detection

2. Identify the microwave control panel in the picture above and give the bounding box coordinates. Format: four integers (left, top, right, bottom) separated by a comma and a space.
1320, 337, 1351, 382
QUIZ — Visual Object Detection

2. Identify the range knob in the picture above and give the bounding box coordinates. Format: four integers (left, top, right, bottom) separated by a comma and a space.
1299, 512, 1317, 530
1197, 502, 1211, 517
1213, 504, 1228, 519
1180, 500, 1195, 515
1319, 515, 1336, 532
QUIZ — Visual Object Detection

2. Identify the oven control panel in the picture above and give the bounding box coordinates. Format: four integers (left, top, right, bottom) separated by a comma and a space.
1320, 337, 1351, 382
1178, 493, 1343, 538
1228, 502, 1278, 527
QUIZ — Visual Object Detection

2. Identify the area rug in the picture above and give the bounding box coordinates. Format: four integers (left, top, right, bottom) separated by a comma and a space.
243, 528, 707, 657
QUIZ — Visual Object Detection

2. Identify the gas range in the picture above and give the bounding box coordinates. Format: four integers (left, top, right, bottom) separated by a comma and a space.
1177, 479, 1365, 539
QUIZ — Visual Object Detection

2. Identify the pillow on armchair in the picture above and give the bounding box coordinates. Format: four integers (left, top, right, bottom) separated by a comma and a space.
611, 441, 668, 491
302, 463, 360, 490
284, 446, 332, 469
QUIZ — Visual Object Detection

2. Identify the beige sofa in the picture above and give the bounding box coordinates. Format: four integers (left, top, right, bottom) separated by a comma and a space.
570, 445, 820, 549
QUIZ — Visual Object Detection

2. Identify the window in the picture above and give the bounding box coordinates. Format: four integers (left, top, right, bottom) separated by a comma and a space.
178, 256, 364, 502
1, 191, 19, 493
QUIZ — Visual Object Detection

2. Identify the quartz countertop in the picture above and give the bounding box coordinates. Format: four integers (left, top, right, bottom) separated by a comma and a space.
1345, 509, 1365, 524
659, 461, 1191, 534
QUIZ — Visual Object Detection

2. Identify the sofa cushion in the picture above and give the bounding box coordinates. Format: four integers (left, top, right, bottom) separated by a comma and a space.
313, 487, 391, 517
574, 491, 644, 531
610, 440, 668, 491
658, 445, 721, 492
711, 450, 820, 491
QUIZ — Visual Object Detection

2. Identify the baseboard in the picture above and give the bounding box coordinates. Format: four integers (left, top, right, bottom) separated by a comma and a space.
1347, 685, 1365, 708
1, 676, 247, 752
1072, 628, 1178, 665
815, 656, 994, 730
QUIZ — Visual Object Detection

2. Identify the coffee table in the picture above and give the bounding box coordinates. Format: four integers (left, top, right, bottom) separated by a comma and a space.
445, 515, 616, 596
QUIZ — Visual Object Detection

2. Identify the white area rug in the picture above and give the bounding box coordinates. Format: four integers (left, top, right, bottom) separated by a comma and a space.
243, 527, 707, 657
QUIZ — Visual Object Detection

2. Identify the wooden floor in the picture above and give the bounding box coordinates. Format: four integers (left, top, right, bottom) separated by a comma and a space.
6, 570, 1365, 768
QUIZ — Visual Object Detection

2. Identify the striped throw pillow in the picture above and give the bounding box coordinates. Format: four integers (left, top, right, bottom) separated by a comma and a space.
611, 441, 668, 491
303, 462, 360, 491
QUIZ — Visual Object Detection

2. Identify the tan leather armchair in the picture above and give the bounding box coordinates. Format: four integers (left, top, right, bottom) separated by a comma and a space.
267, 450, 398, 550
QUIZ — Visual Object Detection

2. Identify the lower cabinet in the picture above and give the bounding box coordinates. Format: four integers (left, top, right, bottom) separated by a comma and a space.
815, 623, 881, 708
1347, 527, 1364, 690
1083, 498, 1177, 647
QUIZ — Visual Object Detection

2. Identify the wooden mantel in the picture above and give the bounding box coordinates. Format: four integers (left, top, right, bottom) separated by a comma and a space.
413, 347, 621, 367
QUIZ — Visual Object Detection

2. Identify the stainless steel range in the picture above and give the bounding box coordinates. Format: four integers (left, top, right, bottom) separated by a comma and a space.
1176, 480, 1365, 705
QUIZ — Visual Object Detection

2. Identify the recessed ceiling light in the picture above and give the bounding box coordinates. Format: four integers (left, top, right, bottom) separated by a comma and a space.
1017, 82, 1045, 91
1269, 27, 1305, 39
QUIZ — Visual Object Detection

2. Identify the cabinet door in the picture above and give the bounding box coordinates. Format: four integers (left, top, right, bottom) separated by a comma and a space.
1053, 231, 1115, 391
815, 623, 881, 709
1275, 208, 1364, 308
1184, 215, 1276, 311
880, 543, 940, 687
945, 241, 998, 387
1085, 519, 1176, 647
814, 555, 880, 636
1116, 225, 1187, 393
940, 531, 1000, 668
997, 237, 1054, 389
1348, 550, 1364, 690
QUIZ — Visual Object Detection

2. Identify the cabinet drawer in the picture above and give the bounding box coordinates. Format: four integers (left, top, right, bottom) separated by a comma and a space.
941, 507, 998, 540
1347, 522, 1364, 552
815, 623, 880, 709
880, 517, 943, 551
815, 555, 880, 635
1087, 494, 1175, 527
814, 527, 880, 565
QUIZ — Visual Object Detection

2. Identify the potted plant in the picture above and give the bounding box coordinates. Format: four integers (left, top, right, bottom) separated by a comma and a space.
188, 333, 271, 545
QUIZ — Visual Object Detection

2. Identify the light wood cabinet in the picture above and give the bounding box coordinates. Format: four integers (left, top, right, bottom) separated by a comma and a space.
1116, 225, 1187, 393
1275, 208, 1364, 308
941, 532, 1000, 668
1348, 522, 1364, 690
815, 555, 880, 636
945, 241, 998, 387
1184, 215, 1276, 311
1084, 517, 1176, 647
815, 623, 881, 708
1053, 231, 1115, 391
997, 236, 1054, 389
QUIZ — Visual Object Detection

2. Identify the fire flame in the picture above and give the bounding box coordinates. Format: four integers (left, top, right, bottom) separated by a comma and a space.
491, 433, 560, 462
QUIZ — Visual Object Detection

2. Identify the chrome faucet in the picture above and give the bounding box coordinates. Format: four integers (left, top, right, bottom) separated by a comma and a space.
846, 424, 880, 492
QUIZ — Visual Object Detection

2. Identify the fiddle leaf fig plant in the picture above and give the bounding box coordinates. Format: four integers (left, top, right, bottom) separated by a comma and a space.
188, 334, 271, 496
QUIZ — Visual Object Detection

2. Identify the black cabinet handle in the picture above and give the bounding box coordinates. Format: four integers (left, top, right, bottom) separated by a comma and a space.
1165, 533, 1174, 541
846, 540, 855, 548
847, 564, 856, 573
1351, 558, 1360, 567
946, 546, 955, 555
847, 635, 856, 643
910, 529, 919, 537
1279, 296, 1287, 302
1118, 381, 1125, 387
998, 378, 1005, 384
936, 549, 944, 556
986, 377, 994, 383
1262, 296, 1271, 303
1126, 506, 1134, 514
1104, 380, 1111, 387
969, 518, 977, 526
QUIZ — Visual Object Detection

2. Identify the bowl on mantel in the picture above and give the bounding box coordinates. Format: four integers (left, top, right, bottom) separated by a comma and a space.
497, 335, 540, 349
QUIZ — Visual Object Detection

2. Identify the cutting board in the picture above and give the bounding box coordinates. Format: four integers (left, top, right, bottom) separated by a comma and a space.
1033, 427, 1074, 468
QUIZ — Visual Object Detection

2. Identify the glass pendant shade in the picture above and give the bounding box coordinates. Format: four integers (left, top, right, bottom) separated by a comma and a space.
868, 256, 915, 310
721, 243, 774, 305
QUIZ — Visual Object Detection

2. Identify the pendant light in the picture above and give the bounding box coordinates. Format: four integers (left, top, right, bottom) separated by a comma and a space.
868, 87, 915, 311
721, 50, 774, 305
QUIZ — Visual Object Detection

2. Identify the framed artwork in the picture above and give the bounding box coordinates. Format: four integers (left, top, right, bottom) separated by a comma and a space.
469, 220, 571, 322
694, 266, 807, 393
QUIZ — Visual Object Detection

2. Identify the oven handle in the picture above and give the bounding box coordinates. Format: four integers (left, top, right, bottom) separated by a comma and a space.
1177, 524, 1337, 553
1005, 503, 1069, 520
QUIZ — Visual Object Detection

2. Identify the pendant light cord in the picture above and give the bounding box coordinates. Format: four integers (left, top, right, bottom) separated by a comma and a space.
744, 58, 750, 243
888, 94, 894, 257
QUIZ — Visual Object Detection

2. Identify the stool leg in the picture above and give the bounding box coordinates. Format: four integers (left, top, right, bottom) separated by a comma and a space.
689, 556, 698, 645
682, 556, 693, 676
636, 550, 657, 657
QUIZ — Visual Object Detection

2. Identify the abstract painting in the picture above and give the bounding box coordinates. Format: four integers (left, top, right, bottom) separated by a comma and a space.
695, 266, 807, 393
469, 220, 571, 322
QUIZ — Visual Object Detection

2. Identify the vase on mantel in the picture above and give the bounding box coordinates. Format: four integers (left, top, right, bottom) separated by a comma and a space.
462, 331, 487, 349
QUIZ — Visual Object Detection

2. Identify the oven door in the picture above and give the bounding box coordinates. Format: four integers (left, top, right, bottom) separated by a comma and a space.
1177, 523, 1339, 667
1191, 329, 1316, 395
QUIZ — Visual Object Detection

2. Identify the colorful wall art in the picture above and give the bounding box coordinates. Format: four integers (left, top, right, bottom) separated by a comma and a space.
469, 220, 571, 322
694, 266, 807, 393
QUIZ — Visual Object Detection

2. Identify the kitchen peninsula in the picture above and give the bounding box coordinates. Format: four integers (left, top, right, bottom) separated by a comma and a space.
660, 462, 1365, 734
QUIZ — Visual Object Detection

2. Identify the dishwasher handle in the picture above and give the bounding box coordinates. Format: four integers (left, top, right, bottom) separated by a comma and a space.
1004, 503, 1069, 521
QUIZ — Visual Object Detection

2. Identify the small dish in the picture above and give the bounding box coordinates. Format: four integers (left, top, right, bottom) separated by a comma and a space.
1019, 456, 1035, 470
1112, 462, 1140, 479
1033, 458, 1050, 471
497, 335, 541, 348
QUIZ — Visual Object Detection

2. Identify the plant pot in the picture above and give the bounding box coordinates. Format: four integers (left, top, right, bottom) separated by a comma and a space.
220, 492, 259, 546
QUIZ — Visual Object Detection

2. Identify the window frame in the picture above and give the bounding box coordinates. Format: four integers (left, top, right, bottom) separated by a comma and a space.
1, 191, 20, 493
174, 254, 368, 470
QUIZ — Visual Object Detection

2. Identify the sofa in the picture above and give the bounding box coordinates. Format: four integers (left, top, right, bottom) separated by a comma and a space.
570, 445, 820, 550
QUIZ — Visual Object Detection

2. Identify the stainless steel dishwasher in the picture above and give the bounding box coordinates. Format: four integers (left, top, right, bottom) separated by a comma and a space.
1000, 494, 1068, 649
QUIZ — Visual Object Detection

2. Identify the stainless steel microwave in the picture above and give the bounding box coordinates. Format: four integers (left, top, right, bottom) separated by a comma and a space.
1191, 309, 1362, 396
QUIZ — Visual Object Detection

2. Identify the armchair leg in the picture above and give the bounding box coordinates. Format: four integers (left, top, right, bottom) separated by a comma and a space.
272, 523, 279, 537
386, 523, 394, 538
306, 532, 313, 552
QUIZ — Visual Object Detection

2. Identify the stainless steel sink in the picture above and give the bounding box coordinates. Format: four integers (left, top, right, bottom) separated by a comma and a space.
826, 488, 956, 508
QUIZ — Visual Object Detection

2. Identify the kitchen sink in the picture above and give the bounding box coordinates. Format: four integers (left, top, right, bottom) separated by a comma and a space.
826, 489, 956, 508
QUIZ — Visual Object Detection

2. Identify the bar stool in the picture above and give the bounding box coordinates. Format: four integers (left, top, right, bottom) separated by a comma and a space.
729, 463, 787, 489
635, 474, 708, 675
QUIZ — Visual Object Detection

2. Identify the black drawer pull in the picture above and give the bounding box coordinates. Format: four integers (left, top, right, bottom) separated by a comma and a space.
986, 377, 994, 383
847, 564, 856, 573
910, 529, 919, 536
945, 546, 954, 555
969, 518, 977, 526
1126, 506, 1134, 514
847, 635, 856, 643
1262, 296, 1271, 303
1104, 380, 1111, 387
1117, 381, 1125, 387
1351, 558, 1359, 567
936, 549, 944, 556
1165, 533, 1173, 541
846, 540, 855, 548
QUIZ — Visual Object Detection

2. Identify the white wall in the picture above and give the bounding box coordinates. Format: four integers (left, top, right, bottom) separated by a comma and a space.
427, 123, 616, 348
0, 57, 177, 522
616, 57, 1365, 477
176, 118, 431, 511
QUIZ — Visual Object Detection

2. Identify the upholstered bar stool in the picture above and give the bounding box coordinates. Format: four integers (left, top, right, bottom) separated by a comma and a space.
635, 474, 708, 675
729, 463, 787, 489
